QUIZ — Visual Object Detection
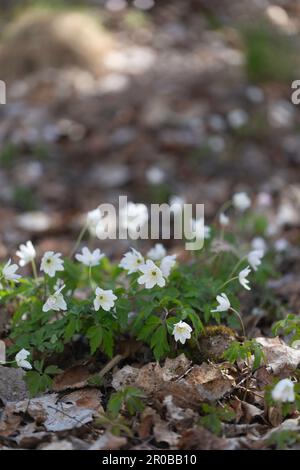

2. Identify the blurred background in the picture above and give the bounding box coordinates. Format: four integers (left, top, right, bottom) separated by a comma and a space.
1, 0, 300, 258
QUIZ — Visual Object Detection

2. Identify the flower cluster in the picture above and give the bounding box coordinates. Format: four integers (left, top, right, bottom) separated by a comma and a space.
119, 244, 177, 289
0, 191, 292, 391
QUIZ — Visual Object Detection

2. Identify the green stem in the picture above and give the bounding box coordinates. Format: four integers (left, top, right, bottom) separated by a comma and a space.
214, 200, 232, 224
31, 259, 38, 281
88, 265, 92, 286
227, 254, 247, 280
218, 275, 239, 291
231, 307, 246, 338
70, 223, 88, 258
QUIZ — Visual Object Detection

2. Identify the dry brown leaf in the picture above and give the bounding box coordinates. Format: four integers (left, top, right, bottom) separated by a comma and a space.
185, 362, 235, 401
52, 365, 91, 391
153, 420, 180, 448
178, 426, 239, 450
40, 440, 74, 450
6, 394, 94, 432
163, 395, 196, 428
267, 406, 283, 428
112, 365, 139, 391
39, 436, 89, 450
0, 406, 22, 437
136, 354, 192, 394
262, 417, 300, 443
256, 336, 300, 375
241, 401, 264, 424
137, 360, 234, 410
89, 432, 127, 450
60, 388, 103, 413
14, 424, 50, 449
138, 407, 156, 440
161, 355, 192, 381
136, 362, 163, 394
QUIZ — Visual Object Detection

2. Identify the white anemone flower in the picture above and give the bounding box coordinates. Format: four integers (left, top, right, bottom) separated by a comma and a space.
147, 243, 166, 261
233, 192, 251, 211
2, 259, 21, 282
274, 238, 289, 252
75, 247, 104, 267
160, 255, 176, 278
219, 213, 229, 226
251, 237, 266, 253
191, 218, 211, 240
16, 241, 36, 267
211, 293, 231, 313
247, 250, 264, 271
239, 266, 251, 290
94, 287, 117, 312
40, 251, 64, 277
15, 349, 32, 370
272, 379, 295, 403
87, 207, 102, 236
119, 248, 144, 274
120, 202, 148, 232
172, 321, 193, 344
43, 285, 67, 312
137, 260, 166, 289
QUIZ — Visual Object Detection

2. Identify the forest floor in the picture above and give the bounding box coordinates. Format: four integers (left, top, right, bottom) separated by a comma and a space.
1, 0, 300, 450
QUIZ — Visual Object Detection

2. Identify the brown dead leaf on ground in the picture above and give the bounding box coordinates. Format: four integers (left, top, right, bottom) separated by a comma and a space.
139, 406, 181, 448
161, 355, 192, 381
112, 365, 139, 391
14, 426, 50, 449
163, 395, 196, 429
134, 357, 235, 410
178, 426, 239, 450
40, 440, 74, 451
229, 397, 264, 425
267, 406, 283, 428
256, 336, 300, 376
262, 417, 300, 442
60, 388, 103, 413
0, 406, 22, 437
185, 362, 235, 401
52, 364, 91, 391
4, 393, 95, 433
153, 420, 180, 448
89, 432, 127, 450
138, 407, 157, 440
136, 354, 192, 394
155, 362, 235, 409
241, 401, 264, 424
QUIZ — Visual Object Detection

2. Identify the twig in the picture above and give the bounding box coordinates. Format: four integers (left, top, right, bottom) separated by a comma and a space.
98, 354, 126, 379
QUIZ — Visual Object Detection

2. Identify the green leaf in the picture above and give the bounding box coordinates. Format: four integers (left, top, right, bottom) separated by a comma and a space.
102, 328, 114, 358
25, 371, 52, 397
87, 325, 103, 354
151, 325, 170, 361
107, 392, 124, 418
44, 365, 63, 376
64, 317, 81, 341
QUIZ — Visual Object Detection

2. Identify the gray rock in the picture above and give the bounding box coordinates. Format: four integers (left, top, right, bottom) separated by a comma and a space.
0, 365, 29, 404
